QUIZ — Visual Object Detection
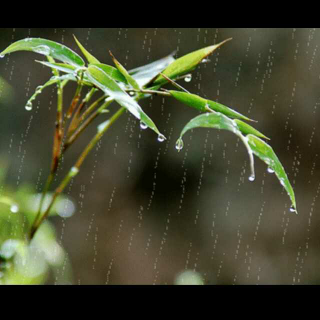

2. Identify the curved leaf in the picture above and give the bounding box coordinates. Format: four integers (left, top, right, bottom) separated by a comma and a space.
86, 65, 163, 137
1, 38, 85, 67
178, 112, 255, 178
90, 63, 127, 84
37, 61, 77, 74
73, 35, 100, 64
129, 53, 176, 88
234, 119, 270, 140
152, 39, 232, 86
170, 90, 253, 122
247, 134, 297, 213
36, 61, 92, 86
24, 74, 75, 110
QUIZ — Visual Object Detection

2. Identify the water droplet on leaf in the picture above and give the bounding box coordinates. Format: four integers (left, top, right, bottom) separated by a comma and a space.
157, 134, 166, 143
184, 75, 192, 83
0, 54, 4, 59
289, 206, 297, 213
140, 122, 148, 130
25, 102, 33, 111
176, 139, 184, 151
10, 204, 19, 213
267, 167, 275, 174
248, 174, 255, 182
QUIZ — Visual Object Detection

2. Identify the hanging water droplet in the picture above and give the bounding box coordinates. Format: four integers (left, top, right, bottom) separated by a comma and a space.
10, 204, 19, 213
289, 206, 297, 213
0, 54, 4, 59
36, 85, 43, 94
201, 58, 211, 63
184, 75, 192, 83
140, 122, 148, 130
129, 91, 135, 96
248, 174, 255, 182
267, 167, 275, 174
175, 139, 184, 151
25, 102, 33, 111
157, 134, 166, 143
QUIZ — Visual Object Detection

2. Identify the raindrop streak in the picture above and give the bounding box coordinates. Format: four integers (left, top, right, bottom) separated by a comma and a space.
10, 204, 19, 213
184, 75, 192, 83
157, 134, 166, 143
248, 174, 255, 182
25, 102, 33, 111
176, 139, 184, 151
267, 167, 275, 174
140, 122, 148, 130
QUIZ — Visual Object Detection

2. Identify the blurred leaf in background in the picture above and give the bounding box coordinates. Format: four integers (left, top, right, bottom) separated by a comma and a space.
0, 160, 73, 284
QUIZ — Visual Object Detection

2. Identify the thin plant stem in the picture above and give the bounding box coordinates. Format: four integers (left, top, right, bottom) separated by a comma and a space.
64, 98, 113, 152
79, 95, 106, 123
159, 73, 190, 93
30, 107, 126, 239
66, 88, 98, 139
33, 78, 64, 228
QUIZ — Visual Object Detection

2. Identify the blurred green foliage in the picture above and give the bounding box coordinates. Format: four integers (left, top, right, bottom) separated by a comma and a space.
0, 159, 73, 284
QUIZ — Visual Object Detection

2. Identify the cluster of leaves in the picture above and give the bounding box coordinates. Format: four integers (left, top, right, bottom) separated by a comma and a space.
0, 35, 297, 242
0, 160, 73, 284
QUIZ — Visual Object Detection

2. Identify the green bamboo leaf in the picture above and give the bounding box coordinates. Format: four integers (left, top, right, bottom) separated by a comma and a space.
36, 61, 92, 86
0, 38, 85, 67
170, 90, 253, 122
129, 53, 176, 88
86, 65, 164, 138
177, 112, 255, 179
109, 51, 140, 90
246, 134, 297, 213
73, 35, 100, 64
90, 63, 127, 84
37, 61, 77, 74
152, 39, 232, 86
234, 119, 270, 140
24, 74, 76, 111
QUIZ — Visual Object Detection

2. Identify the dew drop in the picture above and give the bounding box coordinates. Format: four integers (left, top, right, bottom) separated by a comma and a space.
140, 122, 148, 130
289, 206, 297, 213
10, 204, 19, 213
248, 174, 255, 182
25, 102, 33, 111
176, 139, 184, 151
184, 75, 192, 83
157, 134, 166, 143
201, 58, 211, 63
267, 167, 275, 174
129, 91, 135, 96
0, 54, 4, 59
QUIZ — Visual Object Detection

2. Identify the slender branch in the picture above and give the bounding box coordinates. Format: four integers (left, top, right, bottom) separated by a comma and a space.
66, 88, 98, 139
29, 107, 126, 239
159, 73, 190, 93
64, 98, 113, 152
33, 78, 64, 228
